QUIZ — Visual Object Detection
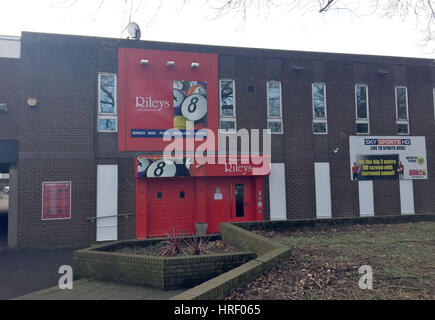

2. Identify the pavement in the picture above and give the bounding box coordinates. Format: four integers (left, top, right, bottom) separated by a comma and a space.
0, 194, 185, 300
0, 247, 76, 299
0, 226, 186, 300
13, 279, 184, 300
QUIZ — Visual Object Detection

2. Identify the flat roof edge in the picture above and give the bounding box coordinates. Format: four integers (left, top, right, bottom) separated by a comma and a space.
19, 31, 433, 63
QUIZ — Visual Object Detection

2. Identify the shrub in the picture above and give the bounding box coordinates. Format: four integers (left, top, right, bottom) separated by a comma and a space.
183, 235, 210, 255
157, 227, 182, 256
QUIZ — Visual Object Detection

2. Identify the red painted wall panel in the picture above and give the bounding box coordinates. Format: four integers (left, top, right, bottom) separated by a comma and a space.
118, 48, 218, 152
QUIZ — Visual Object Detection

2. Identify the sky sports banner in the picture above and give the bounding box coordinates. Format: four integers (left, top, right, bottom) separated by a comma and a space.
349, 136, 428, 181
118, 48, 218, 152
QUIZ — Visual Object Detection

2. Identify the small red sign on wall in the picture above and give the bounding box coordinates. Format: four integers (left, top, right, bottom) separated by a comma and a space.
42, 181, 71, 220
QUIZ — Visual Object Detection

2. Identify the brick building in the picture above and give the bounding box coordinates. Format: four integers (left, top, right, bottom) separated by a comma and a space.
0, 32, 434, 249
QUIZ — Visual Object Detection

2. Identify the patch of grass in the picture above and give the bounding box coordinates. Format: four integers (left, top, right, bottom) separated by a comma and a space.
228, 222, 435, 300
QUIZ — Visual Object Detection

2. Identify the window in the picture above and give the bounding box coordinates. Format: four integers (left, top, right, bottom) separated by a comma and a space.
355, 84, 370, 134
235, 184, 244, 217
98, 73, 117, 132
219, 79, 236, 131
267, 120, 282, 133
395, 87, 409, 134
267, 81, 283, 134
220, 119, 236, 131
220, 80, 235, 117
312, 83, 327, 134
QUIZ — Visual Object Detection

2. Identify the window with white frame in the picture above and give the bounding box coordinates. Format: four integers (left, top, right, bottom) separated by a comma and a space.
219, 79, 236, 131
98, 73, 117, 132
395, 86, 409, 135
312, 83, 327, 134
267, 81, 283, 134
355, 84, 370, 134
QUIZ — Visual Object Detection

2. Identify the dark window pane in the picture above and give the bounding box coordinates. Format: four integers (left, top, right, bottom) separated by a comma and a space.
157, 192, 162, 199
356, 122, 369, 134
220, 120, 235, 131
313, 122, 327, 133
313, 84, 326, 118
268, 82, 281, 117
356, 86, 368, 119
98, 118, 117, 132
397, 123, 409, 134
180, 191, 185, 198
220, 80, 234, 117
99, 74, 116, 114
235, 184, 244, 217
396, 88, 408, 120
247, 85, 255, 93
267, 121, 282, 133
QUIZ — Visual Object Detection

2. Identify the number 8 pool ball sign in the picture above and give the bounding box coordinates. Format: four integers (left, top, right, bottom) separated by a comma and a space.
173, 81, 207, 130
137, 157, 191, 178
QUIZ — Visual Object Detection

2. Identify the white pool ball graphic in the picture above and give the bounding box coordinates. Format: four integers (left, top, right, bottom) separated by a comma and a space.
137, 158, 150, 175
173, 80, 185, 90
181, 94, 207, 121
173, 89, 187, 108
146, 159, 177, 178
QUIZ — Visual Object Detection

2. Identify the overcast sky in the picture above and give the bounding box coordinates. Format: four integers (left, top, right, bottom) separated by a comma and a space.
1, 0, 434, 59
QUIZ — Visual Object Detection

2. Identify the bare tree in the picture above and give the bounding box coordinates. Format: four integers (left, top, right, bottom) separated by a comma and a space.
58, 0, 435, 46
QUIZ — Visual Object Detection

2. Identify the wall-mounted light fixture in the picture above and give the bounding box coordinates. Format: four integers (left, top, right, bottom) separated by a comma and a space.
293, 66, 304, 72
378, 70, 389, 76
166, 60, 175, 67
191, 62, 199, 69
333, 147, 340, 154
140, 59, 149, 65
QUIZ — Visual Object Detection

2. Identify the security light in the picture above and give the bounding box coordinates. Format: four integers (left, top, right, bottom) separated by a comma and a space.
293, 66, 304, 72
378, 70, 389, 76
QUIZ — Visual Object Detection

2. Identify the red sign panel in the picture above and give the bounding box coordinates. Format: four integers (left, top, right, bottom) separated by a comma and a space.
42, 182, 71, 220
136, 156, 270, 178
118, 48, 218, 152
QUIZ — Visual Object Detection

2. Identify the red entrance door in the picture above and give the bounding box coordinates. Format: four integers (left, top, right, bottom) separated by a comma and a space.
207, 177, 255, 233
147, 178, 195, 237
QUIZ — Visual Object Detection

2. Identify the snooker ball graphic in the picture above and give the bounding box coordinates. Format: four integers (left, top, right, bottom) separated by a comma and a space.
137, 157, 150, 178
146, 159, 177, 178
181, 94, 207, 122
173, 88, 187, 109
174, 115, 188, 130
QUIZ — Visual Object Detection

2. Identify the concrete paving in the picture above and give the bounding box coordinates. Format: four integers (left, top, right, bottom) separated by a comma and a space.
0, 247, 76, 299
13, 279, 185, 300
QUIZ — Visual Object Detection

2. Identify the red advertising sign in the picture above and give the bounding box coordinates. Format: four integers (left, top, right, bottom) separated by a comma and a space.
118, 48, 218, 152
42, 181, 71, 220
136, 156, 271, 178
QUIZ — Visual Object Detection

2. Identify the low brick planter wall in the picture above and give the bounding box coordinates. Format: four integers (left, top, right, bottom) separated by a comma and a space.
171, 223, 291, 300
73, 236, 256, 290
231, 213, 435, 232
